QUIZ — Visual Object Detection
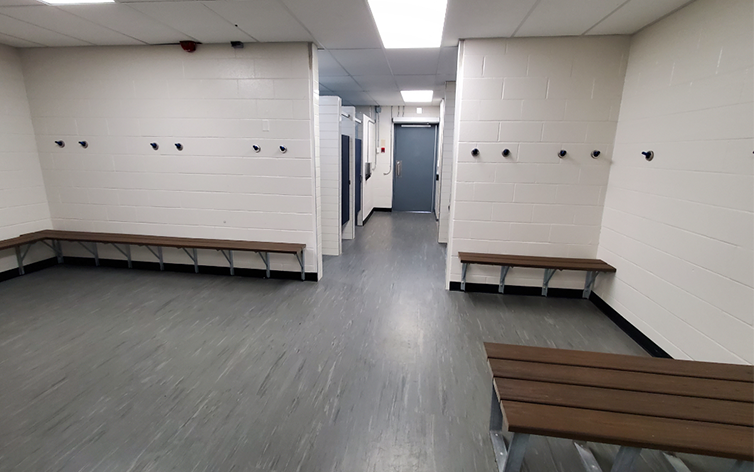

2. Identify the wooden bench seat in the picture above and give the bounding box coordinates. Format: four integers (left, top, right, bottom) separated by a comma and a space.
2, 229, 306, 280
458, 252, 616, 297
485, 342, 753, 472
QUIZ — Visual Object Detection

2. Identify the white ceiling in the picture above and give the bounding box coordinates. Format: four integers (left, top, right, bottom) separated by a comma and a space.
0, 0, 694, 105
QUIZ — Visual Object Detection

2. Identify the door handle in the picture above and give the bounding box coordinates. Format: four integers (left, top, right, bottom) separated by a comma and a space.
396, 161, 402, 177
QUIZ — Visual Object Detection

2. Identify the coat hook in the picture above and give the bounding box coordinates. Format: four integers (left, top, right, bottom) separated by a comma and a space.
175, 143, 183, 151
558, 150, 567, 158
502, 149, 510, 157
253, 145, 261, 153
591, 150, 601, 159
54, 140, 65, 148
642, 150, 654, 161
78, 141, 88, 148
279, 145, 287, 153
471, 148, 480, 157
150, 143, 159, 150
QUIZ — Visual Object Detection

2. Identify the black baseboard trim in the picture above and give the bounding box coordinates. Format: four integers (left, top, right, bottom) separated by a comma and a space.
450, 280, 671, 359
373, 207, 392, 212
0, 257, 58, 283
449, 281, 583, 299
589, 293, 671, 359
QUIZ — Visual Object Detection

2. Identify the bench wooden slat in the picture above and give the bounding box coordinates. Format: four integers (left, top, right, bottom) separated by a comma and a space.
485, 342, 753, 383
38, 230, 305, 254
494, 378, 753, 427
489, 358, 753, 402
459, 252, 616, 272
500, 400, 754, 461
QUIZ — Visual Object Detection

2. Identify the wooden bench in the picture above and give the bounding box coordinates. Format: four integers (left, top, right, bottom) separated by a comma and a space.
485, 342, 753, 472
3, 229, 307, 280
458, 252, 616, 298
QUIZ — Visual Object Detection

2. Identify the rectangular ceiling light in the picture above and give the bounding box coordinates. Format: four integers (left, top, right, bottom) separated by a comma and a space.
367, 0, 448, 48
40, 0, 114, 4
401, 90, 433, 103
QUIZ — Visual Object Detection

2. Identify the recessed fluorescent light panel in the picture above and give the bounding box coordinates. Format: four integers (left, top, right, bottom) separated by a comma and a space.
40, 0, 113, 4
401, 90, 433, 103
367, 0, 448, 48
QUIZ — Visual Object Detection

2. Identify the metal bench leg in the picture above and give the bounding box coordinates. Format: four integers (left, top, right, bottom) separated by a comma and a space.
76, 241, 99, 266
499, 266, 510, 294
15, 245, 30, 275
610, 446, 640, 472
158, 247, 164, 270
574, 442, 602, 472
542, 268, 556, 296
181, 248, 198, 273
729, 461, 751, 472
583, 271, 597, 299
489, 383, 529, 472
55, 240, 63, 263
461, 262, 468, 291
259, 252, 270, 279
110, 244, 132, 269
299, 250, 305, 281
662, 452, 691, 472
219, 250, 234, 275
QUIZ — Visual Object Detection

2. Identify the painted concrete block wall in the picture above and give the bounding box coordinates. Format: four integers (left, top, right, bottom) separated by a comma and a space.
438, 82, 456, 243
447, 36, 629, 288
21, 43, 322, 276
0, 44, 52, 273
310, 43, 323, 279
596, 0, 754, 364
340, 106, 356, 240
362, 115, 376, 221
436, 98, 445, 220
319, 95, 342, 255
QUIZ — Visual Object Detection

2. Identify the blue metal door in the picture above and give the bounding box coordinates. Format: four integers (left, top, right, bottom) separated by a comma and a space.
341, 135, 350, 226
392, 124, 437, 212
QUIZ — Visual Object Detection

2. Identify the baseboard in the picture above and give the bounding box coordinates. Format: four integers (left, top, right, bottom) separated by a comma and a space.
449, 281, 583, 299
449, 280, 672, 359
0, 257, 58, 283
589, 293, 671, 359
373, 207, 392, 212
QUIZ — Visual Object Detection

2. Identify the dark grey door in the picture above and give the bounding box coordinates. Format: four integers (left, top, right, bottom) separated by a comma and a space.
341, 135, 350, 226
393, 124, 437, 212
355, 138, 362, 217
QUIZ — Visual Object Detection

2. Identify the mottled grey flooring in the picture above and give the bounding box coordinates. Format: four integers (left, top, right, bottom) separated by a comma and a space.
0, 213, 741, 472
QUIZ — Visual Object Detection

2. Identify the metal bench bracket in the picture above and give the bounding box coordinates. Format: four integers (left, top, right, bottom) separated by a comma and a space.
296, 250, 305, 281
542, 268, 557, 296
489, 383, 529, 472
15, 243, 33, 275
583, 271, 598, 299
143, 245, 164, 270
498, 266, 510, 294
76, 241, 99, 266
219, 250, 234, 275
109, 243, 132, 268
40, 240, 64, 264
461, 262, 468, 291
181, 248, 198, 273
575, 442, 641, 472
258, 252, 270, 278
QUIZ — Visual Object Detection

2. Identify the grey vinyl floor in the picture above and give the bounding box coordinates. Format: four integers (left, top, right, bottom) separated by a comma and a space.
0, 212, 743, 472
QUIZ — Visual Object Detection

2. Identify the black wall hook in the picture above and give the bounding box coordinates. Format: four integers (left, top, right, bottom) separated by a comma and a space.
642, 150, 654, 161
502, 149, 510, 157
591, 150, 601, 158
78, 141, 88, 148
175, 143, 183, 151
471, 148, 480, 157
54, 140, 65, 148
253, 145, 261, 152
150, 143, 159, 150
279, 145, 287, 153
558, 150, 567, 158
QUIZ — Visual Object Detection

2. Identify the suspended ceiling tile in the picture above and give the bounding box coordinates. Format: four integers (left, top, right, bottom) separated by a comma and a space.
319, 75, 363, 93
515, 0, 625, 37
337, 91, 376, 105
443, 0, 538, 45
587, 0, 692, 35
0, 5, 142, 45
385, 48, 441, 75
436, 46, 458, 76
129, 2, 252, 43
394, 74, 438, 89
60, 4, 190, 45
204, 1, 313, 43
279, 0, 382, 49
0, 29, 42, 46
0, 0, 43, 6
353, 75, 397, 92
330, 49, 391, 76
0, 11, 89, 45
318, 50, 349, 77
366, 91, 404, 105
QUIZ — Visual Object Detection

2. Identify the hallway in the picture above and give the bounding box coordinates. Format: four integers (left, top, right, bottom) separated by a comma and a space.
0, 213, 733, 472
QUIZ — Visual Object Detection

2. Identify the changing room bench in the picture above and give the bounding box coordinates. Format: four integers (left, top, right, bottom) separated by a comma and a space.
458, 252, 616, 298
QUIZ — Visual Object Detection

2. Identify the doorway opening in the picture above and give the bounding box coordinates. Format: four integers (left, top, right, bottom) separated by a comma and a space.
392, 123, 438, 212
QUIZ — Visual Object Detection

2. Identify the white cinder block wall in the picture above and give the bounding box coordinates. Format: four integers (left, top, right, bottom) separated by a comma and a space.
447, 36, 629, 288
21, 43, 323, 277
0, 44, 53, 272
438, 82, 456, 243
319, 96, 342, 255
596, 0, 754, 364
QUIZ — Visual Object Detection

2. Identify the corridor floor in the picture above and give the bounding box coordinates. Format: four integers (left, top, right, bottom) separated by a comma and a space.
0, 213, 736, 471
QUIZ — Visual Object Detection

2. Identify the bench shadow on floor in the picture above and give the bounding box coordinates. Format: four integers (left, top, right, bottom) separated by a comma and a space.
0, 212, 740, 472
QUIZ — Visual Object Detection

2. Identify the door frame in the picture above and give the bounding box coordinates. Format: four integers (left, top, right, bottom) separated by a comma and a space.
391, 122, 440, 213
